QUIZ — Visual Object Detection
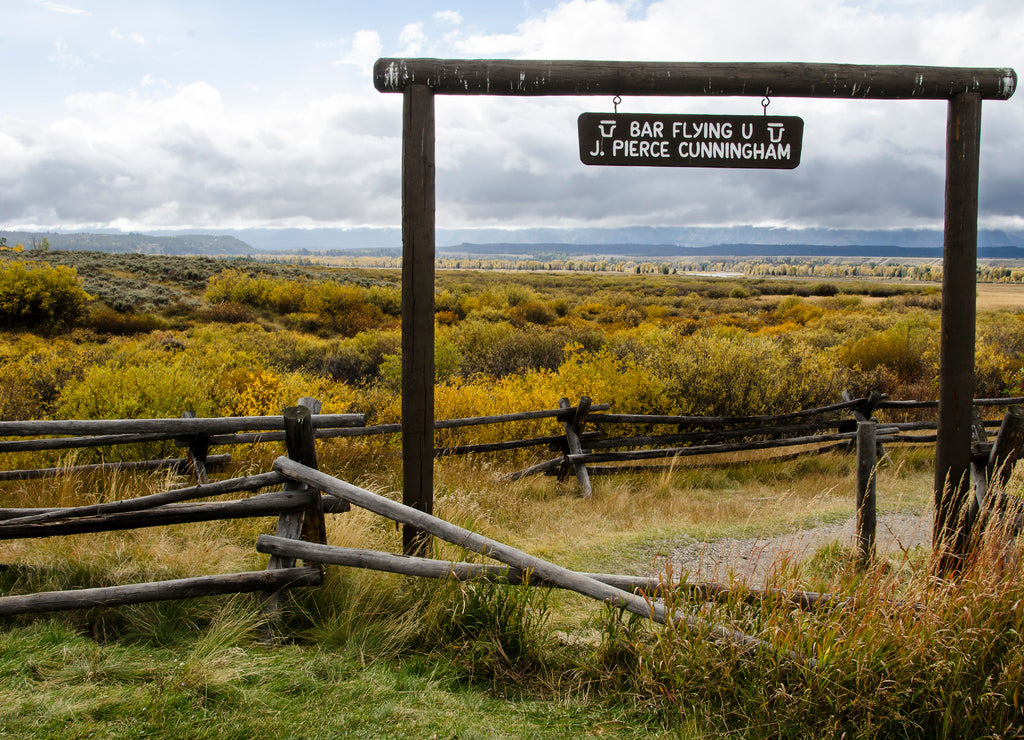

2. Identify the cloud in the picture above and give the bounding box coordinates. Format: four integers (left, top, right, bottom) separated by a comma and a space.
399, 23, 426, 56
48, 38, 84, 72
433, 10, 462, 25
334, 30, 383, 75
38, 2, 89, 15
4, 0, 1023, 232
110, 28, 146, 45
0, 82, 402, 230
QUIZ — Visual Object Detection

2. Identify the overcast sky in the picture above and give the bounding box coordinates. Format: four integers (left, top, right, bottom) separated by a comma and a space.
1, 0, 1021, 234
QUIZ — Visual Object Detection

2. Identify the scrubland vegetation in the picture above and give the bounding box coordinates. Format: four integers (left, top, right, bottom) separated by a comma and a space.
2, 250, 1024, 738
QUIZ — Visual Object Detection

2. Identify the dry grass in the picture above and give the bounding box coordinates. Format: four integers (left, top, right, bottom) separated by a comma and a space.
976, 282, 1024, 311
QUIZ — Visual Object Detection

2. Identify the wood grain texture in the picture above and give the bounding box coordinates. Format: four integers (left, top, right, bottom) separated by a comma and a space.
375, 59, 1016, 100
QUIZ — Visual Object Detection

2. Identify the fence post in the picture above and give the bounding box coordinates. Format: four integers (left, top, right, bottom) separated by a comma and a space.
263, 398, 326, 637
842, 390, 886, 459
856, 420, 877, 566
558, 397, 592, 498
177, 410, 210, 484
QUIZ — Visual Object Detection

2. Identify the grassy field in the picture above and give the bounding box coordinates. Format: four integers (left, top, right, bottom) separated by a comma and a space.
4, 444, 1018, 739
2, 252, 1024, 737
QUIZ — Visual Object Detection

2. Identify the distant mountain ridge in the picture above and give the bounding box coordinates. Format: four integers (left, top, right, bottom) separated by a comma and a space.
441, 242, 1024, 259
206, 225, 1024, 252
0, 231, 253, 255
4, 226, 1024, 259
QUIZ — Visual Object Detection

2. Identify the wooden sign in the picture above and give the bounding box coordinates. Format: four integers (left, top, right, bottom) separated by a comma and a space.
578, 113, 803, 169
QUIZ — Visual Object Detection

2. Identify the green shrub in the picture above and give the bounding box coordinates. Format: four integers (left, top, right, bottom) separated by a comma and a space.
452, 321, 569, 378
621, 325, 846, 416
86, 305, 167, 335
0, 261, 91, 331
838, 316, 937, 396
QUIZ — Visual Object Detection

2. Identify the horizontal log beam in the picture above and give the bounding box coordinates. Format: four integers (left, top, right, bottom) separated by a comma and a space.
0, 567, 322, 616
0, 432, 171, 454
375, 58, 1016, 100
0, 414, 364, 438
0, 471, 286, 526
257, 537, 852, 609
589, 399, 862, 427
568, 430, 901, 464
0, 454, 231, 482
0, 489, 317, 540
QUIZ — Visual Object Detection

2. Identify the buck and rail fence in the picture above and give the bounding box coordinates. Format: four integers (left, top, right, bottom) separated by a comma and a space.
3, 392, 1024, 490
3, 391, 1023, 558
2, 393, 1023, 662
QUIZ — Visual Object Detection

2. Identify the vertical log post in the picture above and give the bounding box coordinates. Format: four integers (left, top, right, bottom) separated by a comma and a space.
967, 405, 990, 531
262, 399, 325, 638
558, 397, 593, 498
987, 405, 1024, 493
856, 421, 877, 566
934, 91, 982, 574
402, 82, 436, 556
177, 411, 210, 484
841, 390, 885, 458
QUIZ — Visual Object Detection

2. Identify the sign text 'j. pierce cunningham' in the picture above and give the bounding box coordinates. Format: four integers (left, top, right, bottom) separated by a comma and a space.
578, 113, 803, 169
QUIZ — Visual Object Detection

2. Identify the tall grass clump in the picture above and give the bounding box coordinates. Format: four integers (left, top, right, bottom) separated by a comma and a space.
587, 525, 1024, 738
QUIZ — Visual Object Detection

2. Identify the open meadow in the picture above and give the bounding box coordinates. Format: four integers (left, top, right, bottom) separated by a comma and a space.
1, 250, 1024, 738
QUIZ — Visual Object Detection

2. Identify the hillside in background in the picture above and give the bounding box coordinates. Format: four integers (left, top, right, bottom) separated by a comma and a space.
0, 231, 253, 256
441, 242, 1024, 259
4, 225, 1024, 259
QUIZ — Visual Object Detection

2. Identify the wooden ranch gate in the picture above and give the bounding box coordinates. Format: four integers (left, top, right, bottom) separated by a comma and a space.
372, 58, 1017, 568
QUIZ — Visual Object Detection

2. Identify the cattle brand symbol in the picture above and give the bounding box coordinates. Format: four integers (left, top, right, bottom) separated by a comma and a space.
578, 113, 804, 169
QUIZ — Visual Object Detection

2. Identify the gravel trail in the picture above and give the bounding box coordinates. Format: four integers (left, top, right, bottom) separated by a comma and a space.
670, 512, 934, 587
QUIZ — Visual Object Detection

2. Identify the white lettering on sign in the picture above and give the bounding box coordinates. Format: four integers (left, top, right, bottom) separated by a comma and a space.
579, 113, 803, 169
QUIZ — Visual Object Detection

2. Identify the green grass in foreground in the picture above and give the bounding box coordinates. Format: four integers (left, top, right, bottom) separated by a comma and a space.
1, 452, 1022, 739
0, 610, 676, 740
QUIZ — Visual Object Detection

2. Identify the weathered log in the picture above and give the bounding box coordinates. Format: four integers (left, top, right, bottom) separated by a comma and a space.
0, 489, 317, 540
587, 420, 850, 451
434, 404, 610, 429
0, 454, 231, 481
0, 414, 364, 437
269, 404, 327, 573
558, 397, 592, 497
256, 536, 858, 610
589, 398, 861, 428
566, 430, 899, 465
374, 59, 1016, 100
934, 91, 984, 574
501, 457, 564, 482
272, 457, 813, 666
578, 442, 855, 475
401, 81, 436, 559
987, 405, 1024, 490
0, 567, 321, 616
0, 433, 171, 454
0, 471, 286, 526
178, 411, 209, 484
435, 432, 597, 457
856, 422, 878, 565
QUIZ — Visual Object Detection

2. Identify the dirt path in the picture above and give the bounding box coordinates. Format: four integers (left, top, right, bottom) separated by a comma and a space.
670, 511, 934, 587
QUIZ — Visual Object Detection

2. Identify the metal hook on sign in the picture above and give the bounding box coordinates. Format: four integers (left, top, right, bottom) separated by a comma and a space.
613, 95, 621, 113
761, 91, 771, 116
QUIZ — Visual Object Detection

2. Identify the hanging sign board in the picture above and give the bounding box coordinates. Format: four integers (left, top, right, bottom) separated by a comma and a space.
578, 113, 803, 169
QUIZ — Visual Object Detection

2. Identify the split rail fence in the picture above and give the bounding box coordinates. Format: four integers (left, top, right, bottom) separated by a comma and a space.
0, 392, 1022, 627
